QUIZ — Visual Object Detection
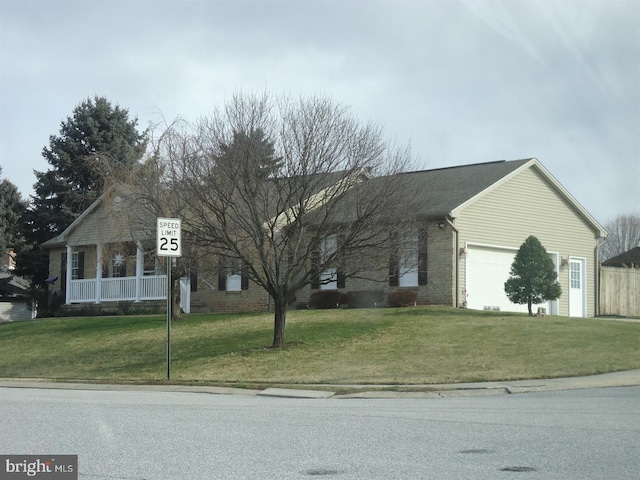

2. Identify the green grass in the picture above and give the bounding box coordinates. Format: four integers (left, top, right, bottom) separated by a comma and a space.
1, 307, 639, 385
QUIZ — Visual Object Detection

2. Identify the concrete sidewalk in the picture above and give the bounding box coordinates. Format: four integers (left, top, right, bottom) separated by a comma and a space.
332, 369, 640, 398
1, 369, 639, 399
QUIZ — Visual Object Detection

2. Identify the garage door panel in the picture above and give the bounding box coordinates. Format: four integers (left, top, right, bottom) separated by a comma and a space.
466, 246, 546, 313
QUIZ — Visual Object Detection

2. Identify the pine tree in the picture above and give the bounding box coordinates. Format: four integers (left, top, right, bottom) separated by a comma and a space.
218, 128, 282, 179
504, 236, 562, 316
0, 167, 28, 257
26, 96, 147, 241
18, 96, 147, 293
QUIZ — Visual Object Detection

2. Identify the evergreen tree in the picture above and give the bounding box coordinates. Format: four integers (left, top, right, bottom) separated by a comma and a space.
218, 128, 282, 179
25, 96, 147, 241
17, 96, 147, 295
0, 167, 28, 258
504, 236, 562, 316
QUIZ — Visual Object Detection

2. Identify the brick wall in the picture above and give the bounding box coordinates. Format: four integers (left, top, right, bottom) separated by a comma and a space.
190, 279, 271, 314
296, 220, 457, 308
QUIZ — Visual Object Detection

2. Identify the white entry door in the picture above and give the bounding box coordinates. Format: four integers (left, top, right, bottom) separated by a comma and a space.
569, 258, 585, 317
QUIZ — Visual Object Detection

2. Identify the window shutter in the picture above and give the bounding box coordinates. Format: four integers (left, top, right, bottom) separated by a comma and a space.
190, 269, 198, 292
389, 233, 399, 287
78, 251, 85, 279
60, 252, 67, 294
337, 234, 346, 289
241, 274, 249, 291
311, 248, 320, 289
418, 227, 428, 286
218, 271, 226, 291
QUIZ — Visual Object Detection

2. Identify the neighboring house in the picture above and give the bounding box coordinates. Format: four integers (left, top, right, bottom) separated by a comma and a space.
0, 272, 32, 322
42, 158, 606, 317
2, 249, 16, 271
602, 247, 640, 268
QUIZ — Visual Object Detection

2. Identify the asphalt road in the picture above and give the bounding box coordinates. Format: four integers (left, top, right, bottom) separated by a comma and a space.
1, 386, 638, 479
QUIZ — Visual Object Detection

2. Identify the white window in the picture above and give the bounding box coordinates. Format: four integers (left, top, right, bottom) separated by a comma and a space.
399, 233, 418, 287
71, 252, 81, 280
570, 261, 581, 289
320, 235, 338, 290
111, 254, 126, 278
226, 258, 242, 292
144, 254, 160, 276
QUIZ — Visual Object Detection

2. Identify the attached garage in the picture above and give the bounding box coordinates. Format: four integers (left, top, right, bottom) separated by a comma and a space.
465, 244, 558, 314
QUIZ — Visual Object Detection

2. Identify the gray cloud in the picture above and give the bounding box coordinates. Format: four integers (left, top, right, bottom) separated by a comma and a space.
1, 0, 637, 223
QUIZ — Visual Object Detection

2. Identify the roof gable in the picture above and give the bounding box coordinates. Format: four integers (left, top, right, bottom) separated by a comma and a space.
398, 158, 531, 217
396, 157, 605, 237
41, 194, 106, 248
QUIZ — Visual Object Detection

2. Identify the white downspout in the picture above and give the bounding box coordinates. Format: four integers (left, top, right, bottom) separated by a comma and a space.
95, 243, 102, 304
65, 245, 72, 304
135, 242, 144, 302
595, 236, 607, 317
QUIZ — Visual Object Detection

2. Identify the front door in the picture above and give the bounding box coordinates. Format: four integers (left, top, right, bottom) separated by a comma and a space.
569, 258, 585, 317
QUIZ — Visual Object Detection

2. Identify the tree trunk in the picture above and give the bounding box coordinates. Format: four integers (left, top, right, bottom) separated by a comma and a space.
272, 297, 287, 348
527, 300, 533, 316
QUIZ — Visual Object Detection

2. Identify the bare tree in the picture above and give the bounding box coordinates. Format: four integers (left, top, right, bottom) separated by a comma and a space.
601, 213, 640, 261
125, 92, 416, 347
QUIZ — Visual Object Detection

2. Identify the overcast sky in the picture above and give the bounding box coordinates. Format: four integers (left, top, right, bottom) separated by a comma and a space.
1, 0, 638, 224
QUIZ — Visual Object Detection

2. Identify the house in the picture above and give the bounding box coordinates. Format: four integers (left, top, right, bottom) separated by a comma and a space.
43, 157, 606, 317
602, 247, 640, 268
0, 272, 33, 322
297, 157, 606, 317
42, 192, 169, 307
2, 249, 16, 270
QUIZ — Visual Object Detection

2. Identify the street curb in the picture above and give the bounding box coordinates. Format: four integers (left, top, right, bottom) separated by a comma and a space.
1, 369, 639, 399
257, 388, 335, 399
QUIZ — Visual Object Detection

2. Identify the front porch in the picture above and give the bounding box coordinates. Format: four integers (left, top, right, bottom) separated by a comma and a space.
63, 242, 169, 304
68, 275, 167, 303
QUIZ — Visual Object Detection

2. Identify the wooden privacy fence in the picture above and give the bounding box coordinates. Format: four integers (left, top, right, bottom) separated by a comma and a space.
600, 266, 640, 318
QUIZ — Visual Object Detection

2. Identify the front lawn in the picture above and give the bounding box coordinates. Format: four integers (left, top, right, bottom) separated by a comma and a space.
1, 307, 638, 385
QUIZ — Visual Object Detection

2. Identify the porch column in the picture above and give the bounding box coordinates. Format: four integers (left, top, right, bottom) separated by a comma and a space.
95, 243, 103, 304
65, 245, 72, 304
135, 242, 144, 302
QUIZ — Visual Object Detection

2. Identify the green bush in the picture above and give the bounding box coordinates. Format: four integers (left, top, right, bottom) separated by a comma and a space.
386, 290, 417, 307
308, 290, 349, 309
345, 290, 385, 308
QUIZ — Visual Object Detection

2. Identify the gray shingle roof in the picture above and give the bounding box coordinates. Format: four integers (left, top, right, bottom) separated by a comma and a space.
390, 158, 533, 217
602, 246, 640, 267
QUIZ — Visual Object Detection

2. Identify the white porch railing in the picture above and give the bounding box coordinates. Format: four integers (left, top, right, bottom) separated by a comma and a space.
69, 275, 167, 303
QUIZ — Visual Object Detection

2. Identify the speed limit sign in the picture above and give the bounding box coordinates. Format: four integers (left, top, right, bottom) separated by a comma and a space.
157, 217, 182, 257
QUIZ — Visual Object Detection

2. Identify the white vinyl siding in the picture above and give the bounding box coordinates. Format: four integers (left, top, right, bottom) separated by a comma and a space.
456, 166, 599, 316
66, 197, 139, 247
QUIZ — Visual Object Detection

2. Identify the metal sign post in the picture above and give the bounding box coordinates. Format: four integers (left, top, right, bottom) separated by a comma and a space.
157, 217, 182, 380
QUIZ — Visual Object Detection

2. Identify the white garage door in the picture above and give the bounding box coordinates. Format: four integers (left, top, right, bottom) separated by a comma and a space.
465, 245, 552, 314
